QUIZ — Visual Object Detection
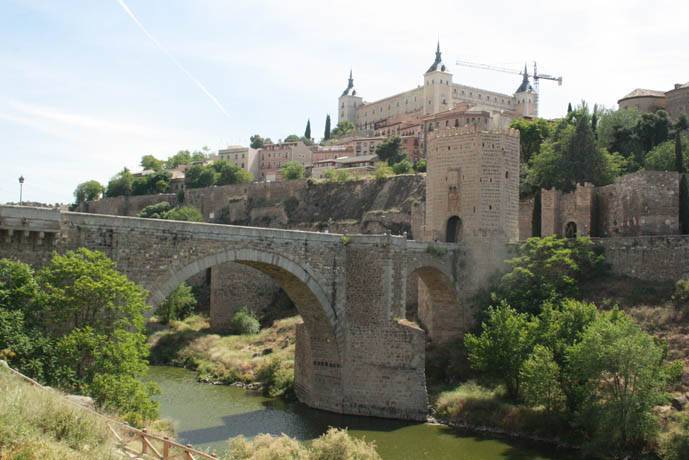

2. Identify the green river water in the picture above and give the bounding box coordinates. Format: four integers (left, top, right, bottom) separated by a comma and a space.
147, 366, 574, 459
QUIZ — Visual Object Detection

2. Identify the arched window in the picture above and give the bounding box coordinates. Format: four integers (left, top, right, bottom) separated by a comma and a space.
445, 216, 462, 243
565, 221, 577, 238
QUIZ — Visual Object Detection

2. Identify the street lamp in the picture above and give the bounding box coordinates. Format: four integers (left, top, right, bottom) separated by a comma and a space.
18, 175, 24, 205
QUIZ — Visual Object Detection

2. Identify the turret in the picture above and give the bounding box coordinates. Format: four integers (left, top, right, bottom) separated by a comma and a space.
514, 65, 538, 117
338, 70, 363, 125
423, 42, 453, 115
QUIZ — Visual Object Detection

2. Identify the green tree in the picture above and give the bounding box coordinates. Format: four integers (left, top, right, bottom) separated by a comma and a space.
283, 134, 301, 143
636, 110, 672, 153
596, 108, 642, 162
644, 135, 689, 171
566, 310, 671, 451
324, 169, 352, 183
493, 236, 606, 314
465, 303, 537, 399
185, 164, 217, 188
375, 136, 407, 165
137, 202, 173, 219
213, 160, 253, 186
676, 131, 684, 173
0, 259, 38, 315
520, 345, 564, 412
156, 283, 196, 323
531, 191, 541, 237
304, 119, 311, 140
331, 120, 355, 138
510, 118, 552, 163
250, 134, 266, 149
324, 114, 331, 141
105, 168, 134, 197
140, 155, 164, 171
280, 161, 305, 180
230, 308, 260, 335
392, 159, 413, 174
680, 174, 689, 235
73, 180, 105, 205
567, 102, 572, 114
165, 150, 193, 169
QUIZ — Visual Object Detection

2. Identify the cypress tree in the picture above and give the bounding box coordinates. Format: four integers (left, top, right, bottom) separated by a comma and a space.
680, 174, 689, 234
324, 115, 331, 140
304, 119, 311, 140
567, 102, 573, 114
675, 131, 684, 173
531, 190, 542, 237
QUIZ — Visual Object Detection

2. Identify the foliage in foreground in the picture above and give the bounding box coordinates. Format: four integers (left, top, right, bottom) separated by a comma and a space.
227, 427, 380, 460
0, 365, 117, 460
464, 298, 682, 454
156, 282, 197, 323
0, 251, 158, 426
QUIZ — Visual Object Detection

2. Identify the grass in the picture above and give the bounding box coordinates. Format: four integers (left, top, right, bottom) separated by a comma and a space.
0, 364, 118, 460
148, 314, 299, 397
433, 381, 574, 444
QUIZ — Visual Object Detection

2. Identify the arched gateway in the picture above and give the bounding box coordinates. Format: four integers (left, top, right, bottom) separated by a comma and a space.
0, 206, 478, 421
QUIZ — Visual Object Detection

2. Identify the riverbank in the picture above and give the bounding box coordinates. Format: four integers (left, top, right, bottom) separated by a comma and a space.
148, 315, 298, 397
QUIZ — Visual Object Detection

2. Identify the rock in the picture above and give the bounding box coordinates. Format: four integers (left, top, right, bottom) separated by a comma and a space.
66, 394, 96, 409
670, 395, 688, 411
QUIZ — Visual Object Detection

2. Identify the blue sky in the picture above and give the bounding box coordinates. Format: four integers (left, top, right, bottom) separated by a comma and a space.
1, 0, 688, 204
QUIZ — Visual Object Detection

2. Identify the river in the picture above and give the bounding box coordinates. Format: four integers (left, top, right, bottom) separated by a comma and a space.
147, 366, 572, 459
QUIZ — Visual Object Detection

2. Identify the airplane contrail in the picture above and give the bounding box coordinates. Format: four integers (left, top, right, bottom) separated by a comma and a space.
114, 0, 231, 118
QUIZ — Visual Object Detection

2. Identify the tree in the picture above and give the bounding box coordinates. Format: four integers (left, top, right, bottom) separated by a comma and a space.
392, 159, 413, 174
636, 110, 672, 153
644, 135, 688, 171
304, 119, 311, 140
680, 174, 689, 235
283, 134, 301, 143
105, 168, 134, 197
163, 206, 203, 222
566, 310, 671, 451
465, 303, 537, 399
591, 104, 599, 137
156, 283, 196, 323
250, 134, 265, 149
0, 259, 39, 318
280, 161, 305, 180
213, 160, 253, 186
165, 150, 193, 169
140, 155, 164, 171
331, 120, 355, 138
493, 236, 606, 314
531, 190, 541, 237
596, 108, 642, 158
324, 114, 332, 141
567, 102, 573, 114
413, 159, 427, 172
520, 345, 564, 413
324, 168, 352, 183
137, 202, 173, 219
510, 118, 553, 163
676, 131, 684, 173
375, 136, 407, 165
73, 180, 104, 205
374, 163, 394, 180
185, 164, 217, 189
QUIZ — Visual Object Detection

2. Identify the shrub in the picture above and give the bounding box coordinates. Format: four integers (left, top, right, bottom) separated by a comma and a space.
162, 206, 203, 222
310, 427, 380, 460
672, 277, 689, 313
413, 159, 427, 172
256, 358, 294, 398
374, 163, 393, 180
157, 283, 197, 323
230, 308, 260, 335
391, 159, 413, 174
659, 413, 689, 460
90, 374, 160, 427
425, 244, 447, 257
280, 161, 305, 180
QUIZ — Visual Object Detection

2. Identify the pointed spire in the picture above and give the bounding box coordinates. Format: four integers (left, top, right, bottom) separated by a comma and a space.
426, 41, 444, 73
341, 69, 355, 96
516, 63, 534, 93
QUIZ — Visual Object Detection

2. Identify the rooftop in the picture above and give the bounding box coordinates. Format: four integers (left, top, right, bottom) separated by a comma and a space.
620, 88, 667, 99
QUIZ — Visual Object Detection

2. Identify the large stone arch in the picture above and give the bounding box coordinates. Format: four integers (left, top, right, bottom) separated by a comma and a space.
406, 262, 466, 344
148, 247, 344, 413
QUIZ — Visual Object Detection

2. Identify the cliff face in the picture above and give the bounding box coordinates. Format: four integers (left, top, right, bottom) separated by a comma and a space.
79, 174, 426, 237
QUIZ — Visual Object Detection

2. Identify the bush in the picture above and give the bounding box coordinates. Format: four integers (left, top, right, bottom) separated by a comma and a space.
90, 374, 160, 427
280, 161, 305, 180
310, 427, 380, 460
228, 433, 308, 460
413, 159, 427, 172
659, 413, 689, 460
157, 283, 197, 323
391, 159, 413, 174
230, 308, 260, 335
672, 278, 689, 313
374, 163, 393, 180
256, 358, 294, 398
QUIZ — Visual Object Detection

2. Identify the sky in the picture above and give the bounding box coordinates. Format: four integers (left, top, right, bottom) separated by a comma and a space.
1, 0, 688, 204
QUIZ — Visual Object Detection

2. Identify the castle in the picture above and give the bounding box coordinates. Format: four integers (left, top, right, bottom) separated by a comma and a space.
338, 42, 538, 134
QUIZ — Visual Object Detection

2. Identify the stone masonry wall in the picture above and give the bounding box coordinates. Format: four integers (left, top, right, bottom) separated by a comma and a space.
598, 236, 689, 281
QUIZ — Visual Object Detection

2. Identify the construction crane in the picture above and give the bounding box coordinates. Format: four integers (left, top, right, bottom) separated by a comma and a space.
454, 59, 562, 93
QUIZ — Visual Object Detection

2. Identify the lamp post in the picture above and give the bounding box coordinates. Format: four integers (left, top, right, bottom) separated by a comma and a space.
18, 175, 24, 205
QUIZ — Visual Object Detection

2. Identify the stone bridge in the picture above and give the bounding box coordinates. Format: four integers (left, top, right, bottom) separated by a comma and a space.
0, 205, 479, 421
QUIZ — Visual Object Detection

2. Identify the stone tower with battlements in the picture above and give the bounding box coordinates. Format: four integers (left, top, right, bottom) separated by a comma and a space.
338, 70, 363, 126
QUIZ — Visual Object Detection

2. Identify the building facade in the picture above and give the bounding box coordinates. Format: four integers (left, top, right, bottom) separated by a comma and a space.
258, 141, 313, 181
218, 145, 259, 178
618, 82, 689, 120
338, 43, 537, 134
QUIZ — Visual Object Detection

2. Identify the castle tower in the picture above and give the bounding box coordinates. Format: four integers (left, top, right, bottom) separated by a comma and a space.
338, 70, 363, 126
514, 65, 538, 118
423, 42, 453, 115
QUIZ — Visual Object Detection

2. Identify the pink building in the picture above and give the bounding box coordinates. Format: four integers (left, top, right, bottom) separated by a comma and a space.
258, 141, 312, 181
